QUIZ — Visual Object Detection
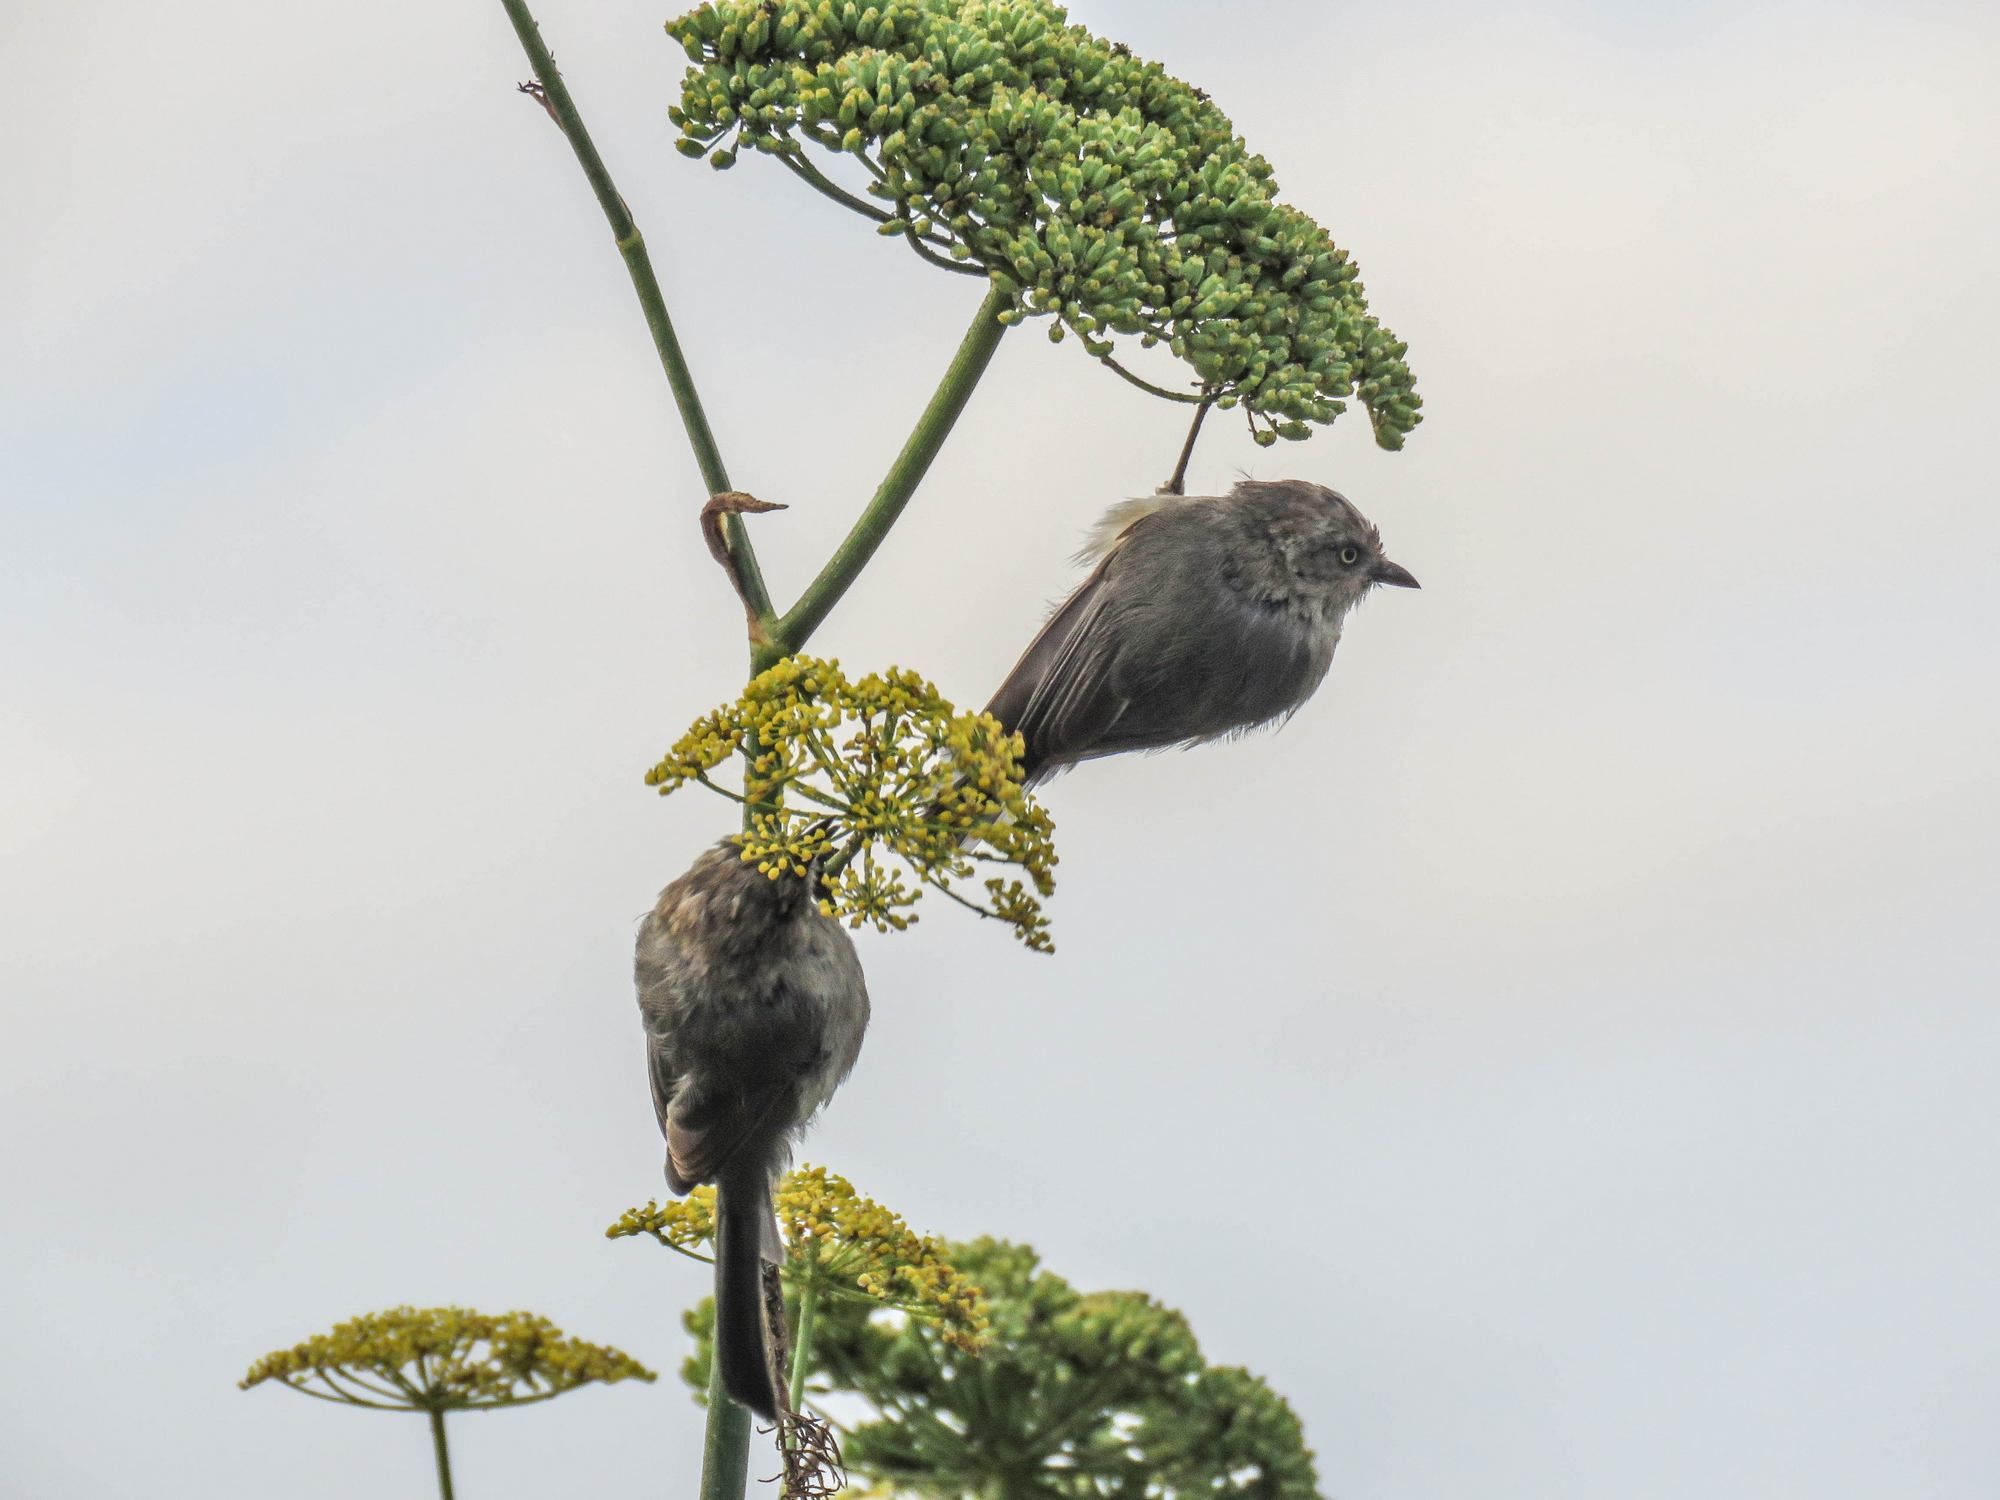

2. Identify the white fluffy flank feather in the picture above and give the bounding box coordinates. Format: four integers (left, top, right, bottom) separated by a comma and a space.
1074, 495, 1177, 565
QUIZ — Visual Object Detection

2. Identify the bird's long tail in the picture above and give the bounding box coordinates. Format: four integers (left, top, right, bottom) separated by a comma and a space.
713, 1165, 781, 1421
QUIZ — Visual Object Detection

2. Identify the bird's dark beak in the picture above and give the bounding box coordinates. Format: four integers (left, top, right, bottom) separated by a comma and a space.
1371, 559, 1420, 590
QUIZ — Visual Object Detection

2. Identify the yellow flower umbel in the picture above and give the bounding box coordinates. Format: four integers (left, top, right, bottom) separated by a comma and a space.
610, 1165, 989, 1357
241, 1308, 655, 1499
646, 656, 1058, 951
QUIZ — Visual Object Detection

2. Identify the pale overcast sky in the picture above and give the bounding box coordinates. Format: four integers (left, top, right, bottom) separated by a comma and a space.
5, 1, 1999, 1496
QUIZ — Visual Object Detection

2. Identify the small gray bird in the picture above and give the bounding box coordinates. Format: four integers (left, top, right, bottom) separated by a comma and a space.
985, 479, 1419, 783
635, 839, 870, 1420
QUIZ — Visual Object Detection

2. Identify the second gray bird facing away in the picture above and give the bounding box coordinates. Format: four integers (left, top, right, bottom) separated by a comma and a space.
985, 479, 1420, 784
635, 840, 870, 1420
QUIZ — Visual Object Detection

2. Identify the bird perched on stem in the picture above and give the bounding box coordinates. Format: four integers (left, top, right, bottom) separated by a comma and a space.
635, 838, 870, 1420
985, 479, 1420, 784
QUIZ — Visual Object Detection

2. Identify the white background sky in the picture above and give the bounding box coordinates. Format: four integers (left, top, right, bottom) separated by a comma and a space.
5, 1, 1998, 1495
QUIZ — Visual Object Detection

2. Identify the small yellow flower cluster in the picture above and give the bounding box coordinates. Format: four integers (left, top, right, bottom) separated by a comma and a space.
645, 656, 1058, 951
608, 1166, 989, 1351
606, 1194, 717, 1256
238, 1307, 655, 1410
779, 1165, 989, 1351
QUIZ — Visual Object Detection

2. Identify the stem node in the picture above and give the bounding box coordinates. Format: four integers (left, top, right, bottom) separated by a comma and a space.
702, 491, 788, 645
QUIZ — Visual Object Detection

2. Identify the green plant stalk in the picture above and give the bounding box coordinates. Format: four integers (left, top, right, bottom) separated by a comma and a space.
787, 1276, 821, 1412
766, 283, 1012, 664
497, 0, 773, 630
428, 1409, 456, 1500
698, 1352, 752, 1500
496, 11, 774, 1491
499, 8, 1013, 1493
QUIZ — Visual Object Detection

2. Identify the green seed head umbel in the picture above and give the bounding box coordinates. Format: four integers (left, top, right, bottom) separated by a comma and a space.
666, 0, 1422, 449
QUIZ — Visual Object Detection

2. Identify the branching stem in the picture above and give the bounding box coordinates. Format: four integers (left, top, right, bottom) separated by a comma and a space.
770, 284, 1011, 661
499, 0, 773, 626
701, 492, 788, 643
500, 14, 1018, 1491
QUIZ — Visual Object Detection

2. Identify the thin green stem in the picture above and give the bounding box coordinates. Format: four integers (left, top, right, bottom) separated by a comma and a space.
285, 1374, 407, 1411
903, 230, 987, 278
327, 1367, 411, 1404
775, 148, 895, 224
384, 1365, 431, 1406
1162, 392, 1217, 495
498, 0, 774, 629
774, 146, 977, 270
644, 1232, 720, 1265
698, 1347, 754, 1500
499, 11, 778, 1488
771, 284, 1012, 657
787, 1276, 822, 1412
429, 1408, 456, 1500
926, 877, 1008, 923
690, 771, 751, 805
1099, 352, 1204, 403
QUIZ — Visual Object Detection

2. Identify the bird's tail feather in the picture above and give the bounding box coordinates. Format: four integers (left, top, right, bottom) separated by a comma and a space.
714, 1167, 780, 1421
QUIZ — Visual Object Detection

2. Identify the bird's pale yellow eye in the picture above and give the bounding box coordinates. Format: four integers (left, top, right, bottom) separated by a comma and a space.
1338, 545, 1360, 565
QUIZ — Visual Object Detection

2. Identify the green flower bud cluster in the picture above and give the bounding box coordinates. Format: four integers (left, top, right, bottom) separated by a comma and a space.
700, 1237, 1329, 1498
611, 1164, 989, 1352
665, 0, 1421, 449
645, 654, 1058, 951
239, 1307, 655, 1411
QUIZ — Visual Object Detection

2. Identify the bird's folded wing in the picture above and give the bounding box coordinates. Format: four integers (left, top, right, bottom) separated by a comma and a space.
984, 551, 1132, 771
660, 1068, 792, 1193
647, 1044, 679, 1139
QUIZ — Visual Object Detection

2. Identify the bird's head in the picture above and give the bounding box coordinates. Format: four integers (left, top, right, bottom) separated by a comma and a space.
1240, 479, 1420, 611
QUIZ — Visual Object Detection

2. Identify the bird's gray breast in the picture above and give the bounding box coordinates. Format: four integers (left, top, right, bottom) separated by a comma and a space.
1106, 511, 1341, 746
1179, 589, 1340, 743
781, 914, 870, 1116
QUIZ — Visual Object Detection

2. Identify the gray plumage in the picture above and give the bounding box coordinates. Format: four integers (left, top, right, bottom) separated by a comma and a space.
985, 479, 1419, 783
635, 839, 870, 1421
